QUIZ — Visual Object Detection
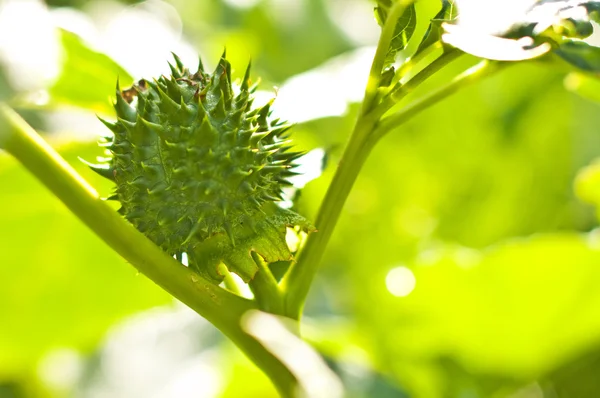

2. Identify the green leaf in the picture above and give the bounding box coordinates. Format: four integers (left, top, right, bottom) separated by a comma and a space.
512, 1, 597, 38
188, 203, 314, 283
555, 40, 600, 73
297, 59, 600, 396
379, 66, 396, 87
554, 16, 594, 39
451, 0, 599, 43
506, 1, 600, 40
443, 24, 551, 61
49, 29, 133, 115
414, 0, 458, 57
585, 2, 600, 23
375, 2, 418, 68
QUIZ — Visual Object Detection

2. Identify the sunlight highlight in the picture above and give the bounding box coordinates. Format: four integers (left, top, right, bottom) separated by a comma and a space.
0, 0, 60, 91
455, 0, 536, 35
385, 266, 416, 297
88, 306, 223, 397
37, 348, 83, 392
442, 24, 551, 61
223, 0, 261, 9
242, 311, 344, 398
288, 149, 326, 189
273, 47, 374, 122
97, 0, 196, 78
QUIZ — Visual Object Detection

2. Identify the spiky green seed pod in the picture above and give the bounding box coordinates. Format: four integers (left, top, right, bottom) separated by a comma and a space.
89, 52, 313, 283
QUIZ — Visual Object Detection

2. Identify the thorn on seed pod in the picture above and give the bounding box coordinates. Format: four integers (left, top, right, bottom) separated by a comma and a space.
93, 52, 314, 284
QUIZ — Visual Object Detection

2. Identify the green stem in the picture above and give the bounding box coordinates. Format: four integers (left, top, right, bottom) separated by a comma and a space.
0, 104, 299, 397
249, 252, 285, 315
282, 118, 379, 319
377, 49, 462, 116
283, 60, 505, 320
362, 0, 416, 113
374, 60, 504, 140
389, 40, 442, 89
218, 263, 244, 296
282, 0, 415, 320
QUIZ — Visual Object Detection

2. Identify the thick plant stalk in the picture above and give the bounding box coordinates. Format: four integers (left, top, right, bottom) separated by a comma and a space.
282, 120, 378, 318
283, 0, 416, 319
0, 104, 300, 397
283, 55, 502, 319
249, 252, 285, 315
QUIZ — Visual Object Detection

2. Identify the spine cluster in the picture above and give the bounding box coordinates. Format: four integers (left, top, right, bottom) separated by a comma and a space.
90, 53, 312, 282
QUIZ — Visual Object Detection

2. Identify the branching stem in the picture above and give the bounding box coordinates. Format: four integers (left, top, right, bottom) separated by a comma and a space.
374, 60, 505, 140
362, 0, 416, 112
390, 41, 442, 89
283, 55, 505, 319
0, 4, 509, 390
374, 49, 462, 119
282, 118, 379, 318
249, 252, 285, 315
218, 263, 244, 296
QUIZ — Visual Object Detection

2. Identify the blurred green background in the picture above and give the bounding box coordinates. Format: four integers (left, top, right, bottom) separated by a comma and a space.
2, 0, 600, 397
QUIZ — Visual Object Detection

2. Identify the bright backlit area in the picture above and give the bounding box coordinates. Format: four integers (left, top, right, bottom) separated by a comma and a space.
3, 1, 600, 397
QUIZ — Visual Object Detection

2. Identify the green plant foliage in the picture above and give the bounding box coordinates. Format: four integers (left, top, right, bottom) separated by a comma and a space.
6, 0, 600, 396
555, 40, 600, 73
296, 60, 600, 396
375, 0, 418, 68
442, 0, 600, 69
505, 0, 599, 40
414, 0, 458, 56
443, 0, 600, 65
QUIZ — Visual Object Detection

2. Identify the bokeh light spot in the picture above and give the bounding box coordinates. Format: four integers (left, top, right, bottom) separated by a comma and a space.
223, 0, 261, 9
385, 266, 416, 297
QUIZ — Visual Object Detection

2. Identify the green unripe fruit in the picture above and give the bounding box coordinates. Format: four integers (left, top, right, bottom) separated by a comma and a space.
89, 52, 313, 283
